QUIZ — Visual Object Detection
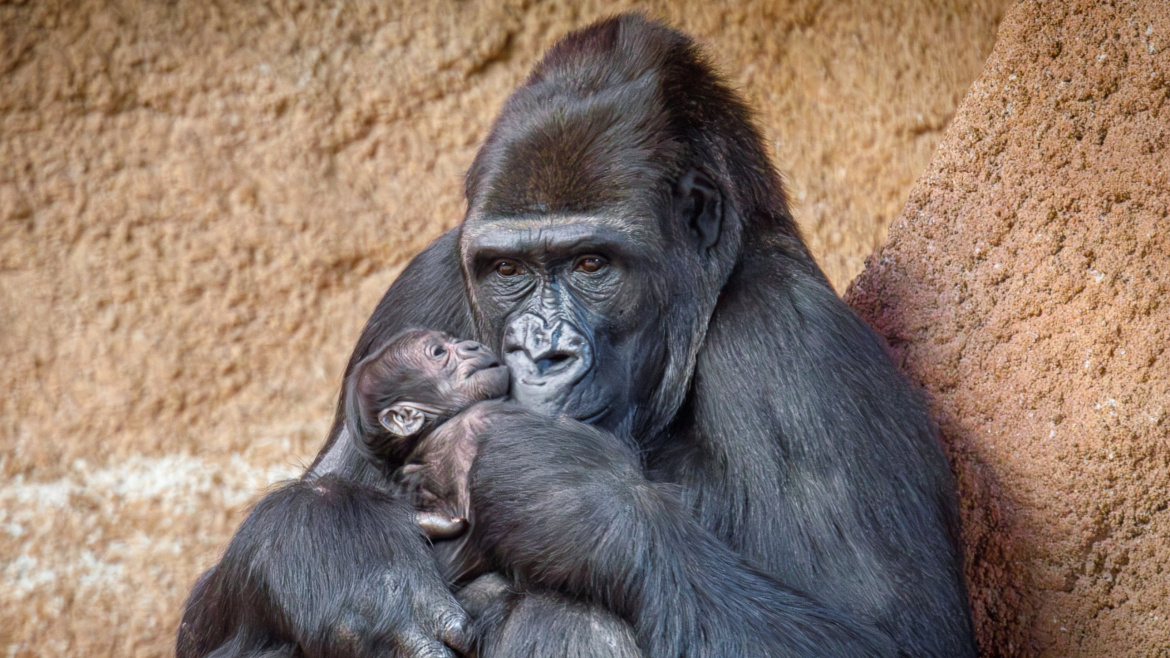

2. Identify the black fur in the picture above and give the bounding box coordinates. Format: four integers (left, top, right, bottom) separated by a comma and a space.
179, 14, 975, 658
177, 476, 473, 658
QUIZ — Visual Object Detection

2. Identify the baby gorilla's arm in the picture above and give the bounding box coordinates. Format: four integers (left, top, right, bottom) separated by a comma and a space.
393, 403, 485, 520
393, 402, 500, 582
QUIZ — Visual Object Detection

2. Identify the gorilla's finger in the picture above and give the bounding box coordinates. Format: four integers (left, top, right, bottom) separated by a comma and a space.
416, 511, 468, 539
397, 628, 458, 658
436, 609, 477, 657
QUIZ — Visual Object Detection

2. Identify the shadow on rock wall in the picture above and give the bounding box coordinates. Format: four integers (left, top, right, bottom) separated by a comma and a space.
848, 0, 1170, 655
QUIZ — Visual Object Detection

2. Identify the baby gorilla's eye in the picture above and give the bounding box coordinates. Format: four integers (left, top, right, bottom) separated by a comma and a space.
429, 344, 447, 359
574, 255, 607, 273
494, 260, 525, 277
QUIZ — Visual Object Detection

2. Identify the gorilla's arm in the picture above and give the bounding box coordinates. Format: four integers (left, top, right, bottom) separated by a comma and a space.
466, 247, 973, 656
178, 230, 477, 658
178, 476, 474, 658
663, 249, 975, 656
467, 406, 896, 657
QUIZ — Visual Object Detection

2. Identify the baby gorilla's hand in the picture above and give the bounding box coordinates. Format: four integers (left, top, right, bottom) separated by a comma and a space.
394, 403, 487, 523
417, 511, 468, 540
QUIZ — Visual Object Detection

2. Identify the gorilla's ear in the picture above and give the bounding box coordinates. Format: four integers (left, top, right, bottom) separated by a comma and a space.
378, 402, 429, 437
675, 169, 723, 251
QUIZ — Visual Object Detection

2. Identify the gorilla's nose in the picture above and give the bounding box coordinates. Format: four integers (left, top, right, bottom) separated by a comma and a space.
504, 314, 588, 376
503, 313, 592, 414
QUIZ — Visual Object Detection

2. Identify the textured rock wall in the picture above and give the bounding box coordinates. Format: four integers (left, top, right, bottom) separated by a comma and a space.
847, 0, 1170, 655
0, 0, 1008, 655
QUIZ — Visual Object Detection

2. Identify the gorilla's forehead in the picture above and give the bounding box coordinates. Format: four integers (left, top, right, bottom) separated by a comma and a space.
465, 75, 680, 221
460, 214, 659, 258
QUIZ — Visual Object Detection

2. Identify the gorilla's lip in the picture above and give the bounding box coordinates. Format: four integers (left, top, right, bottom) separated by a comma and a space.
462, 360, 505, 380
466, 363, 511, 400
508, 356, 597, 418
576, 407, 609, 425
510, 359, 591, 388
505, 354, 583, 383
467, 363, 510, 388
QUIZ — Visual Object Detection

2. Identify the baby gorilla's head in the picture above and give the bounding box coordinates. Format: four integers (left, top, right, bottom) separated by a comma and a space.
345, 329, 510, 462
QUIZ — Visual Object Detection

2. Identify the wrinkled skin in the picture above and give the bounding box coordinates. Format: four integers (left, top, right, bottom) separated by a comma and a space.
178, 15, 975, 658
346, 330, 509, 467
460, 219, 666, 431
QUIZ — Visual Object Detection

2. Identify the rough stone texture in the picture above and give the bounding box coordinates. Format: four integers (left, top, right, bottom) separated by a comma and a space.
847, 0, 1170, 655
0, 0, 1008, 655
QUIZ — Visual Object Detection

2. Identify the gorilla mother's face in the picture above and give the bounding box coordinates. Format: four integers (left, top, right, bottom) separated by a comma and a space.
456, 60, 730, 433
460, 214, 667, 430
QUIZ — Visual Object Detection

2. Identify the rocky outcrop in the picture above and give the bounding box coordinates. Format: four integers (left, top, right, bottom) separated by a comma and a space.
847, 0, 1170, 654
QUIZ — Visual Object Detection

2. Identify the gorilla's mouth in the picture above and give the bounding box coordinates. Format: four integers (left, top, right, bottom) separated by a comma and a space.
460, 354, 504, 379
512, 366, 613, 427
465, 362, 511, 400
508, 360, 596, 417
528, 351, 577, 378
468, 360, 504, 374
577, 407, 609, 425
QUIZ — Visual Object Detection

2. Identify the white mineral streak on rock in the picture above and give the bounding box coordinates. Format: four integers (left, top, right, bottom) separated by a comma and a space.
1, 454, 301, 599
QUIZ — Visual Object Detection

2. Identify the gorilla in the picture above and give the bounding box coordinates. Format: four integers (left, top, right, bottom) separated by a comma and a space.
342, 330, 891, 656
178, 14, 976, 658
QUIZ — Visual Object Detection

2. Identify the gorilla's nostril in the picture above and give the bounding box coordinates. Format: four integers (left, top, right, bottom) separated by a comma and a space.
535, 352, 575, 374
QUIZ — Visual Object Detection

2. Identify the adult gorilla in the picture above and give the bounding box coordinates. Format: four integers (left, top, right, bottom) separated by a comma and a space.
178, 14, 975, 658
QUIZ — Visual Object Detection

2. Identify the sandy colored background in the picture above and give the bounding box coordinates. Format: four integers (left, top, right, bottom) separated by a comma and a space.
14, 0, 1166, 655
848, 0, 1170, 654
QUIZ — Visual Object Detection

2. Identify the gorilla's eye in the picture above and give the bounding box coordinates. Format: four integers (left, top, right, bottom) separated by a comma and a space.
429, 344, 447, 359
494, 260, 525, 277
574, 256, 607, 273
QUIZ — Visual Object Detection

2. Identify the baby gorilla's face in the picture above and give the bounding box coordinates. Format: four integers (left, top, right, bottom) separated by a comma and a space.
412, 331, 510, 406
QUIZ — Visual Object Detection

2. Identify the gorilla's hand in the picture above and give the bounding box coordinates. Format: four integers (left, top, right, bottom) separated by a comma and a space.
417, 510, 470, 540
179, 476, 475, 658
466, 407, 651, 594
362, 560, 476, 658
464, 405, 895, 657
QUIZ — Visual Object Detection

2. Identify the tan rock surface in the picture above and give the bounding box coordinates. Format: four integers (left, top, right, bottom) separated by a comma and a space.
0, 0, 1007, 655
847, 0, 1170, 654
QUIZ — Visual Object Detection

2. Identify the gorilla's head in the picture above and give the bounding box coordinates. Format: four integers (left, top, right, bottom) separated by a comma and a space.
459, 16, 795, 441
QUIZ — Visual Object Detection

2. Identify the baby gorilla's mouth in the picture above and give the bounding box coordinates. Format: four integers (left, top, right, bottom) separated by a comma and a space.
463, 357, 503, 377
461, 359, 511, 401
471, 363, 505, 378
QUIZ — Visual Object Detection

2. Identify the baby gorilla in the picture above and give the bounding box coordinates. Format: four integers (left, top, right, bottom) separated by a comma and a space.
346, 329, 652, 657
345, 329, 510, 582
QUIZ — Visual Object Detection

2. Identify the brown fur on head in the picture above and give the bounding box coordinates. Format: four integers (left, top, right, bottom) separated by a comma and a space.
344, 329, 509, 465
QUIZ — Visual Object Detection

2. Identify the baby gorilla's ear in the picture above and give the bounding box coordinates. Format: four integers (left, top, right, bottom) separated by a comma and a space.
378, 402, 429, 437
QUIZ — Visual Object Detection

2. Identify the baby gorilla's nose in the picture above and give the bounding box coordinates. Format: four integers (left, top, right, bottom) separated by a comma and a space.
455, 341, 481, 356
455, 340, 500, 368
